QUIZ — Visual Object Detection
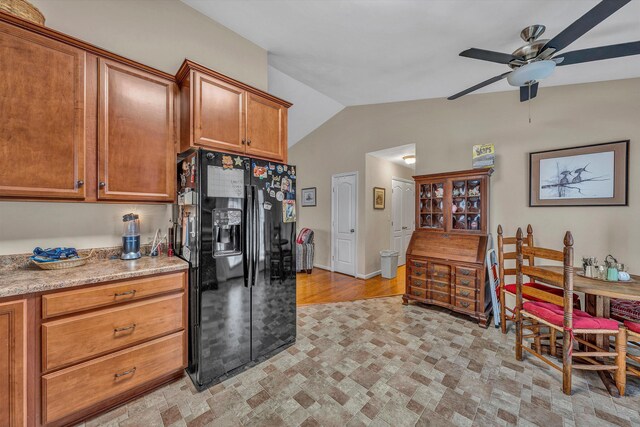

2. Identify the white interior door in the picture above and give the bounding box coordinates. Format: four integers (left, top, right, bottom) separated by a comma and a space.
391, 180, 404, 264
391, 178, 415, 266
332, 173, 357, 276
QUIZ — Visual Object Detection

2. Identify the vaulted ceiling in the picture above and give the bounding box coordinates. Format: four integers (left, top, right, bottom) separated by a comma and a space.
182, 0, 640, 107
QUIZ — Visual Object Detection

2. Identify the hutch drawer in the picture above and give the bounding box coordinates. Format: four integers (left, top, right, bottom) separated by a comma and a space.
455, 297, 476, 312
409, 286, 427, 299
455, 286, 475, 299
430, 290, 451, 305
410, 278, 427, 289
456, 267, 478, 278
455, 275, 476, 287
429, 280, 450, 294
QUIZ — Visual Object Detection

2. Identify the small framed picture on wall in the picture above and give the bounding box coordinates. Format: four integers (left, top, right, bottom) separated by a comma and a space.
373, 187, 385, 209
301, 187, 317, 207
529, 140, 629, 207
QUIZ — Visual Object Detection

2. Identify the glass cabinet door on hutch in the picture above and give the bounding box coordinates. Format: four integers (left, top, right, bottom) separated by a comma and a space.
451, 178, 483, 232
418, 181, 445, 230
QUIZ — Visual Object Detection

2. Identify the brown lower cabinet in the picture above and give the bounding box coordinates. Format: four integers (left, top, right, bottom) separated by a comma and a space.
0, 271, 188, 427
0, 299, 27, 427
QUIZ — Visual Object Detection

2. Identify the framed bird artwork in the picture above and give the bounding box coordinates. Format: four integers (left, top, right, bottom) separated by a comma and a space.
529, 140, 629, 207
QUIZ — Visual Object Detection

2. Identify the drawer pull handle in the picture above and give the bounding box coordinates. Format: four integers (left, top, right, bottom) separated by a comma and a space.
414, 263, 424, 268
460, 269, 471, 276
460, 301, 470, 308
415, 271, 423, 276
460, 279, 470, 286
114, 290, 137, 298
435, 282, 446, 288
460, 290, 470, 297
114, 324, 136, 333
114, 367, 137, 378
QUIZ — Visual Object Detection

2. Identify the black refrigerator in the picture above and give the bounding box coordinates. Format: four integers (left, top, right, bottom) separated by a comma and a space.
175, 148, 297, 390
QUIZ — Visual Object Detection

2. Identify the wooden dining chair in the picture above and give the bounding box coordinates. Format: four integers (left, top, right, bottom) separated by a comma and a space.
515, 230, 627, 396
497, 224, 577, 334
624, 321, 640, 377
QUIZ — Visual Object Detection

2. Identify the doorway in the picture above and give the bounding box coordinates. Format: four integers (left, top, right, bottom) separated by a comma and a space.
391, 177, 415, 266
331, 172, 358, 277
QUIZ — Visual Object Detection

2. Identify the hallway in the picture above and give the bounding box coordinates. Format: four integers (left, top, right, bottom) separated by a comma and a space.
296, 267, 405, 305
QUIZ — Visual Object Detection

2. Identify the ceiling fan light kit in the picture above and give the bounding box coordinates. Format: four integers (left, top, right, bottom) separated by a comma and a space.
448, 0, 638, 102
506, 60, 556, 87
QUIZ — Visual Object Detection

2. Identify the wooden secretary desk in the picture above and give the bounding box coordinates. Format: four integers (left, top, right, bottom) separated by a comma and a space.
403, 168, 493, 327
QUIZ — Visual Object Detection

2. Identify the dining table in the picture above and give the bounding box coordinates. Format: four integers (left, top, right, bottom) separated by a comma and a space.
537, 265, 640, 396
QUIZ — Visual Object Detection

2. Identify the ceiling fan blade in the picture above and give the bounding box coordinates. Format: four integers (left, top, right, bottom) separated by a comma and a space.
555, 41, 640, 65
459, 48, 522, 64
544, 0, 632, 53
520, 82, 539, 102
448, 72, 511, 100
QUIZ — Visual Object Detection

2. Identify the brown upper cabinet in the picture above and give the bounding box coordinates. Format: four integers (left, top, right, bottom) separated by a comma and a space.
0, 14, 177, 203
97, 59, 176, 202
0, 20, 87, 200
177, 60, 291, 163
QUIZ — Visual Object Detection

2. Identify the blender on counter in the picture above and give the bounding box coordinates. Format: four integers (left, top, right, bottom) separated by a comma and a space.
121, 213, 141, 260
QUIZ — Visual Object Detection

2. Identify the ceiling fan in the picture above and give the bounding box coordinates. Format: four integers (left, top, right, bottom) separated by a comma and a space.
448, 0, 640, 102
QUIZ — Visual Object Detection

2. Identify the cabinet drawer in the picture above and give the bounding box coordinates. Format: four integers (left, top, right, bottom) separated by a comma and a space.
410, 278, 427, 288
408, 286, 427, 299
42, 272, 186, 318
456, 267, 477, 278
455, 286, 476, 299
430, 290, 450, 305
42, 331, 185, 424
429, 280, 450, 293
43, 293, 184, 371
455, 275, 476, 288
410, 268, 427, 278
431, 264, 451, 281
410, 259, 427, 269
455, 297, 475, 312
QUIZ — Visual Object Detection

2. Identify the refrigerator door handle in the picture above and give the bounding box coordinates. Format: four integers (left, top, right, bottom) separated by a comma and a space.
252, 185, 259, 287
243, 184, 252, 288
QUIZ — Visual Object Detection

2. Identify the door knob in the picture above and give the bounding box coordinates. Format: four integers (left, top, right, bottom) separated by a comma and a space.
350, 229, 355, 233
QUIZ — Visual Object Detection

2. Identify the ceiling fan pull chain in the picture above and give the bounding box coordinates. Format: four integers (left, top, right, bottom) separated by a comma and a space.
528, 83, 532, 124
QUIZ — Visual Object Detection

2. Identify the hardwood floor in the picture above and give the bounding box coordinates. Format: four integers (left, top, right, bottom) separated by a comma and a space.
296, 266, 405, 305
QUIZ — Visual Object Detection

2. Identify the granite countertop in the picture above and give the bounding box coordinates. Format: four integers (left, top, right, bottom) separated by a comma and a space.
0, 254, 188, 298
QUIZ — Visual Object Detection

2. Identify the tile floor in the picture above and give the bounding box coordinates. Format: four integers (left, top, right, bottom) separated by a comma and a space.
79, 297, 640, 427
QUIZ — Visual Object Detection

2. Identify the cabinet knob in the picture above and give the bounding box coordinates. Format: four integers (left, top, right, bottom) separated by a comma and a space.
247, 139, 251, 146
99, 181, 106, 188
241, 139, 246, 145
76, 180, 84, 187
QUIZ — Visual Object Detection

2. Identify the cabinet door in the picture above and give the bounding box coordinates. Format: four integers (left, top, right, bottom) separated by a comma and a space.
98, 59, 176, 202
192, 71, 245, 153
0, 300, 26, 427
0, 23, 86, 199
245, 93, 286, 162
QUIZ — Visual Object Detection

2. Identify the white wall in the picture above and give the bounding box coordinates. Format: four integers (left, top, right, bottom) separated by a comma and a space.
290, 77, 640, 274
0, 0, 268, 255
30, 0, 268, 89
268, 65, 344, 146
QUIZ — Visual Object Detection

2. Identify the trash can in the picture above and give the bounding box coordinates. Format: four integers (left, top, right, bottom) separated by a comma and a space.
380, 250, 399, 279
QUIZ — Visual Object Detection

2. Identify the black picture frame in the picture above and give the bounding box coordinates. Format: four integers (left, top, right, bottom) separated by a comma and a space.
529, 140, 629, 207
301, 187, 317, 207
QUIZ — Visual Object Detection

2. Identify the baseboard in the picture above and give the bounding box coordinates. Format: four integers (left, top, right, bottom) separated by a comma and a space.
313, 263, 332, 271
357, 270, 381, 280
